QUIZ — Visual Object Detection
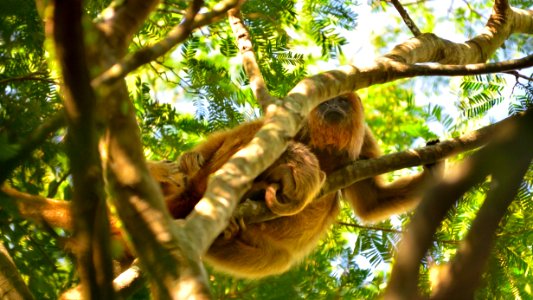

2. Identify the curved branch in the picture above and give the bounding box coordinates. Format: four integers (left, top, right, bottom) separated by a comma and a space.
97, 0, 161, 50
228, 7, 272, 110
93, 0, 240, 86
384, 0, 532, 65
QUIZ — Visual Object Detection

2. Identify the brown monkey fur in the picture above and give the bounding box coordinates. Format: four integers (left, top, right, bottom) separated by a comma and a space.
152, 120, 326, 220
149, 92, 443, 279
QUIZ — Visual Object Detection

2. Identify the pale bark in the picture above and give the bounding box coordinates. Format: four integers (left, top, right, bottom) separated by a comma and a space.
0, 242, 34, 300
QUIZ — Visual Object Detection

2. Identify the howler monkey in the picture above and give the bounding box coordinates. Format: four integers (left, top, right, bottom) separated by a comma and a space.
150, 92, 443, 278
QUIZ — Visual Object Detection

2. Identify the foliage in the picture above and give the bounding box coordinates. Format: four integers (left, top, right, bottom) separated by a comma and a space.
0, 0, 532, 299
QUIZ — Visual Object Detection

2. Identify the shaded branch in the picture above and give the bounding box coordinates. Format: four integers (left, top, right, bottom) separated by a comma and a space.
97, 0, 161, 51
0, 72, 57, 85
0, 112, 65, 184
0, 241, 34, 299
385, 105, 533, 300
430, 122, 533, 299
94, 0, 240, 86
52, 0, 115, 297
389, 0, 422, 36
228, 7, 272, 110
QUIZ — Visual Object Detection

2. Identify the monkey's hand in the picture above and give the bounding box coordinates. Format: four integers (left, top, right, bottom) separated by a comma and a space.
178, 151, 205, 176
147, 161, 188, 199
222, 217, 246, 240
263, 164, 325, 216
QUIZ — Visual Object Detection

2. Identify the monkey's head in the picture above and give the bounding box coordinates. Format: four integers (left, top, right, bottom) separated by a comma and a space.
301, 92, 365, 158
315, 95, 356, 125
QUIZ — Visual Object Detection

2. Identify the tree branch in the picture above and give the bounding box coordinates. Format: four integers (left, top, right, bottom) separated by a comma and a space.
228, 7, 273, 110
430, 119, 533, 299
52, 0, 115, 297
0, 112, 65, 184
96, 0, 161, 51
93, 0, 240, 87
235, 110, 530, 223
389, 0, 421, 36
0, 241, 34, 299
384, 0, 533, 65
0, 72, 57, 85
385, 106, 533, 300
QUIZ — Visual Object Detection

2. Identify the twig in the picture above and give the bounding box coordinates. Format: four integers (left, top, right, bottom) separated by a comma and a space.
389, 0, 422, 36
0, 72, 57, 85
0, 112, 65, 184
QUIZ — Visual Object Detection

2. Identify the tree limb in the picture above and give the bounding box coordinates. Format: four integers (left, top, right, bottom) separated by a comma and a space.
389, 0, 421, 36
228, 7, 273, 110
0, 112, 65, 184
385, 104, 533, 300
0, 241, 34, 300
96, 0, 161, 51
52, 0, 115, 297
235, 110, 530, 223
430, 117, 533, 299
93, 0, 240, 86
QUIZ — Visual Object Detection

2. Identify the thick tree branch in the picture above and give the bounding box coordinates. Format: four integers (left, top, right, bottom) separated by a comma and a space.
228, 7, 272, 110
97, 0, 161, 51
384, 0, 532, 65
94, 0, 240, 86
52, 0, 115, 298
102, 80, 210, 298
0, 112, 65, 184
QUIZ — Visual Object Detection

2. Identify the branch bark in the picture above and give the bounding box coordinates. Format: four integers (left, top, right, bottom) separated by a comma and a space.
385, 103, 533, 300
52, 0, 115, 298
390, 0, 421, 36
228, 7, 272, 110
0, 241, 35, 300
234, 110, 530, 223
0, 112, 65, 184
93, 0, 240, 86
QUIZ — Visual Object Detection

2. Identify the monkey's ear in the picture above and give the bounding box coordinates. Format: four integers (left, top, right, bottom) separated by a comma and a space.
318, 171, 326, 185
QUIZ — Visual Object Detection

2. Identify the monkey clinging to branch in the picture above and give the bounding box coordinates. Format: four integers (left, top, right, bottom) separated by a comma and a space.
150, 92, 444, 278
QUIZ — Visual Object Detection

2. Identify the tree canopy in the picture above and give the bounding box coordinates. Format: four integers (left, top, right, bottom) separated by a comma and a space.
0, 0, 532, 299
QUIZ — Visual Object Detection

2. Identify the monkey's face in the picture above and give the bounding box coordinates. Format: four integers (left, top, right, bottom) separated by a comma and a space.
316, 95, 354, 124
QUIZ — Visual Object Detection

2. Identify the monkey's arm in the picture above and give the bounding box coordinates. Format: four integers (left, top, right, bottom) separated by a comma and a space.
342, 130, 444, 223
